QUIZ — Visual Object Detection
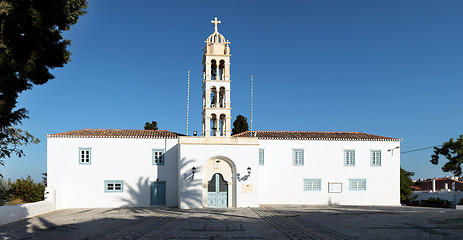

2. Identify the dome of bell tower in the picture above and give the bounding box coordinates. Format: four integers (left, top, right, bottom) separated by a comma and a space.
204, 17, 230, 55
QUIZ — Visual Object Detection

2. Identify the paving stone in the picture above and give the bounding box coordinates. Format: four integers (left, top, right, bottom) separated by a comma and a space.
1, 205, 463, 239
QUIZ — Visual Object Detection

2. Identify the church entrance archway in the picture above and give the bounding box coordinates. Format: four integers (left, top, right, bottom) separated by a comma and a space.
207, 173, 228, 207
202, 156, 236, 208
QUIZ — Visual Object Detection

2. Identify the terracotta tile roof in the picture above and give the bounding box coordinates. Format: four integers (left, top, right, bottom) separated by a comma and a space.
232, 131, 400, 141
47, 129, 184, 139
411, 178, 463, 191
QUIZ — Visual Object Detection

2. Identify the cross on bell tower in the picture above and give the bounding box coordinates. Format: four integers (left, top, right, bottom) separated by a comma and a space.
202, 18, 232, 137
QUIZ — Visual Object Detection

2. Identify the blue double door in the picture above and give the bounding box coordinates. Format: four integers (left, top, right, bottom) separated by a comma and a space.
207, 173, 228, 208
150, 181, 166, 206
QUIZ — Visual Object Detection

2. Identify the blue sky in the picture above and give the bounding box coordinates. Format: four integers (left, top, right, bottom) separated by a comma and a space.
2, 0, 463, 181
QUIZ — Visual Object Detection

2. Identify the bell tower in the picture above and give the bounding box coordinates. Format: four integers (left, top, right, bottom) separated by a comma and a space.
202, 18, 232, 137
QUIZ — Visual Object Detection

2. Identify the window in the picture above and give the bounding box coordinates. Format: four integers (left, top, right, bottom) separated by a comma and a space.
105, 180, 123, 192
304, 179, 321, 191
152, 149, 165, 165
259, 148, 265, 166
79, 148, 91, 164
292, 149, 304, 166
371, 150, 381, 167
349, 179, 366, 191
344, 150, 355, 166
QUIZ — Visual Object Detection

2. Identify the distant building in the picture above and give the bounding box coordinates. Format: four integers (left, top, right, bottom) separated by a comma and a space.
46, 18, 401, 209
412, 178, 463, 204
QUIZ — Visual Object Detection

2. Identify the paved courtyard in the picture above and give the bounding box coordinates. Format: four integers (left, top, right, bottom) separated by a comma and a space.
1, 205, 463, 239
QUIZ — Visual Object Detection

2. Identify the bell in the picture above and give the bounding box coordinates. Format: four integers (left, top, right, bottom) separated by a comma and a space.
212, 120, 218, 129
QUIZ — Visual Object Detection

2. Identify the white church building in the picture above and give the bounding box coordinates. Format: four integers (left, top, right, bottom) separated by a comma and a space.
47, 18, 401, 209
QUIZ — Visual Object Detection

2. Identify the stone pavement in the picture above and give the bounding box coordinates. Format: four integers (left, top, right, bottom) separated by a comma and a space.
1, 205, 463, 239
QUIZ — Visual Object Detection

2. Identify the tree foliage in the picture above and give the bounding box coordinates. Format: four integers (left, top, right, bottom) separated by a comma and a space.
144, 121, 158, 130
400, 167, 415, 202
232, 115, 249, 135
0, 0, 88, 131
431, 135, 463, 177
7, 175, 45, 204
0, 127, 39, 177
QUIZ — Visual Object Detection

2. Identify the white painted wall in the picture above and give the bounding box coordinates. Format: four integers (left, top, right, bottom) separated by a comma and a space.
47, 137, 179, 209
413, 191, 463, 204
258, 139, 401, 206
178, 137, 260, 209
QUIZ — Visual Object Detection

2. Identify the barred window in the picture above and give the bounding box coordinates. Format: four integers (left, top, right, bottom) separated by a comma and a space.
349, 179, 366, 191
259, 148, 265, 166
344, 150, 355, 166
304, 179, 321, 191
371, 150, 381, 166
293, 149, 304, 166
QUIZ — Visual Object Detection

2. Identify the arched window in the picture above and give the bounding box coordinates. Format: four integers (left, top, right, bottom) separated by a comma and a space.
219, 60, 225, 80
219, 114, 226, 136
210, 87, 217, 108
211, 114, 218, 136
219, 87, 225, 108
211, 60, 217, 80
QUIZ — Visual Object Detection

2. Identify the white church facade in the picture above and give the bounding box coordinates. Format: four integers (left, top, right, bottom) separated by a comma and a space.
47, 18, 401, 209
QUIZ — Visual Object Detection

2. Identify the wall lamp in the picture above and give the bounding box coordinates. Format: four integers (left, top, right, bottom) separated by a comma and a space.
185, 166, 196, 182
237, 167, 252, 182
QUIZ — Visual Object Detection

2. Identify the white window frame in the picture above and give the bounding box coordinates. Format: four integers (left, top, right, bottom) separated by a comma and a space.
79, 148, 91, 165
259, 148, 265, 166
292, 149, 304, 166
105, 180, 124, 192
371, 150, 381, 167
304, 179, 321, 191
344, 150, 355, 166
152, 149, 165, 165
349, 179, 366, 191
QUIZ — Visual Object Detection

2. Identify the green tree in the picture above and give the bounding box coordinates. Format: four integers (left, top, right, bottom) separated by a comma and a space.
8, 175, 46, 203
431, 135, 463, 178
0, 0, 88, 130
144, 121, 158, 130
232, 115, 249, 135
0, 127, 39, 177
400, 167, 415, 202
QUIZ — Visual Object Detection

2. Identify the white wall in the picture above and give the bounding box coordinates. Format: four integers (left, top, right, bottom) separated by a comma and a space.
178, 137, 260, 209
258, 139, 401, 206
47, 137, 178, 209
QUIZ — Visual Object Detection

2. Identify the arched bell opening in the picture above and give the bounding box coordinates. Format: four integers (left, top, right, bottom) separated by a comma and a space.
219, 114, 226, 136
211, 59, 217, 80
210, 114, 218, 136
219, 60, 225, 80
219, 87, 225, 108
210, 86, 217, 108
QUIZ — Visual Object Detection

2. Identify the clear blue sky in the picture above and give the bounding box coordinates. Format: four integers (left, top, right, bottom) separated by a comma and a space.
3, 0, 463, 182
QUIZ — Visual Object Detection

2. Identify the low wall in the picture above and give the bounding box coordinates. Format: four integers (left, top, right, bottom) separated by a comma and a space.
413, 191, 463, 204
0, 187, 56, 225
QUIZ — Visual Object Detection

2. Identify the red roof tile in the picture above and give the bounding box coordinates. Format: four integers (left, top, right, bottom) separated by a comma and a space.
412, 178, 463, 191
47, 129, 184, 139
232, 131, 399, 141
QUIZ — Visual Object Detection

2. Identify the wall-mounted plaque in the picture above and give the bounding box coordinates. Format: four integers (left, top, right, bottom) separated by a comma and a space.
242, 184, 253, 193
328, 182, 342, 193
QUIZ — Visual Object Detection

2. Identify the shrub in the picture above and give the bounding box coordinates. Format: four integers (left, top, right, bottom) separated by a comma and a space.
459, 198, 463, 205
422, 197, 452, 205
0, 178, 9, 205
8, 176, 45, 204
